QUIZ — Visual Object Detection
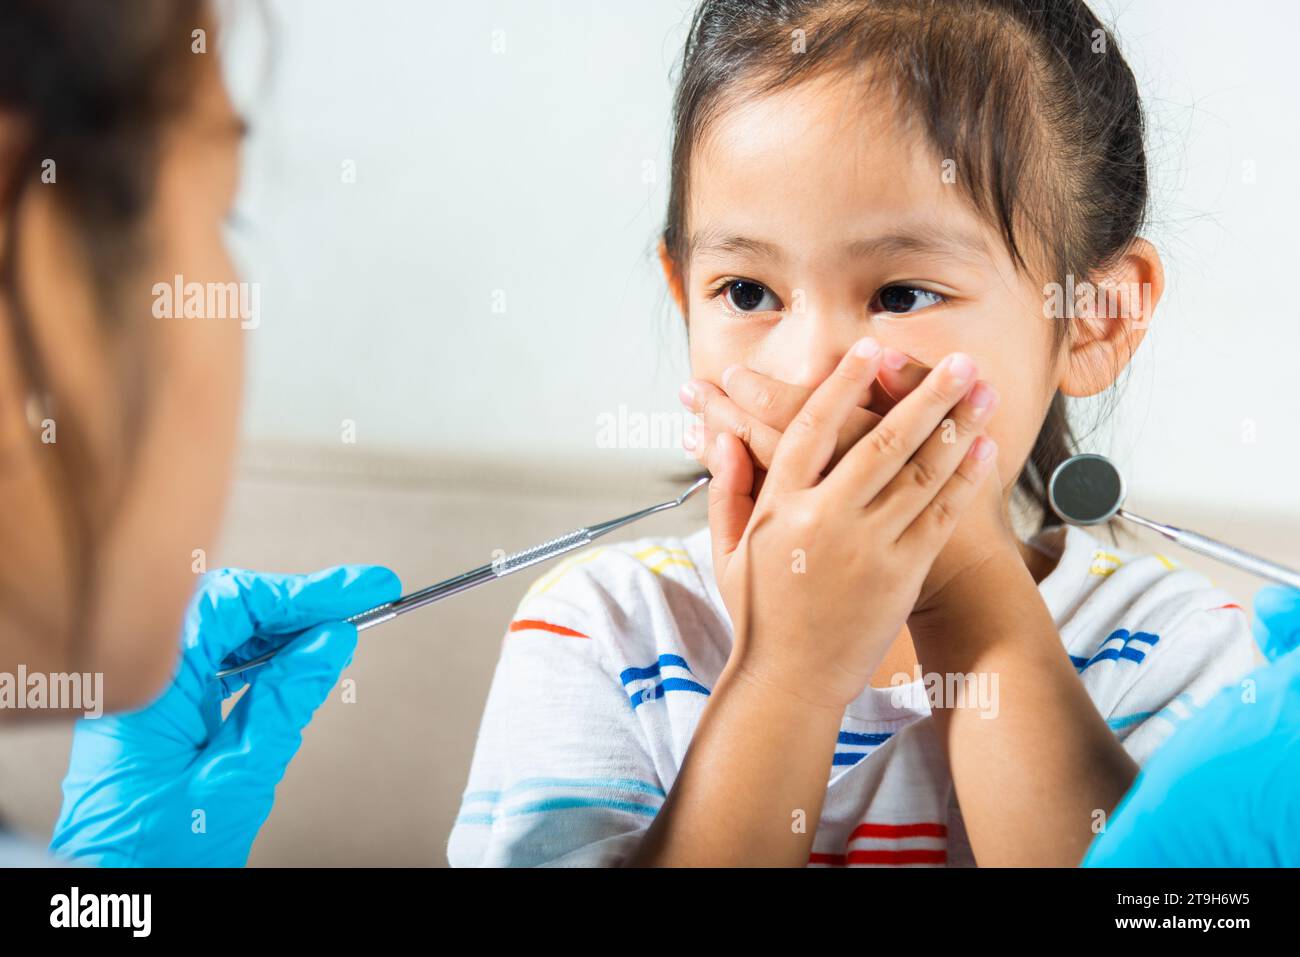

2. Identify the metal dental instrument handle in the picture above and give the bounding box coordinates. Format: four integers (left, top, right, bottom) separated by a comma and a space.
1115, 510, 1300, 590
211, 476, 710, 681
1047, 453, 1300, 590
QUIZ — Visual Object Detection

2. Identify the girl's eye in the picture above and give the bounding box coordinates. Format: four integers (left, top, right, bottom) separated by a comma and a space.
722, 280, 781, 313
871, 285, 945, 315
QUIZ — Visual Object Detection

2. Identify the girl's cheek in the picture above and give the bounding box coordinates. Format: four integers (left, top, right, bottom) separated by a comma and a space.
980, 391, 1049, 493
686, 312, 771, 383
686, 330, 725, 383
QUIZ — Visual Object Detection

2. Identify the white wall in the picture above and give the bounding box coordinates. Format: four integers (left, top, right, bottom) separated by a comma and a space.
222, 0, 1300, 514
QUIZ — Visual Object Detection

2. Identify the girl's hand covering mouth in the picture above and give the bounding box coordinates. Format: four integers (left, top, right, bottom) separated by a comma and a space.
680, 347, 932, 479
684, 346, 1020, 625
703, 339, 1000, 711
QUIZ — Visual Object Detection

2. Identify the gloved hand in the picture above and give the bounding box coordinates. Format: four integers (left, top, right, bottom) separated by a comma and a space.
1083, 584, 1300, 867
1252, 583, 1300, 663
49, 564, 401, 867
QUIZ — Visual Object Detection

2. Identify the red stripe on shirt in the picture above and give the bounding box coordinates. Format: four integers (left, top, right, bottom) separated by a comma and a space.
848, 822, 948, 840
847, 849, 948, 865
1210, 603, 1243, 612
809, 822, 950, 866
809, 852, 848, 866
809, 849, 948, 866
508, 619, 589, 639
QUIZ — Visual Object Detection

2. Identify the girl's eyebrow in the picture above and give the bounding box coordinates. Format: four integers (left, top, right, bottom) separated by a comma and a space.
846, 229, 990, 264
689, 230, 783, 261
689, 226, 990, 265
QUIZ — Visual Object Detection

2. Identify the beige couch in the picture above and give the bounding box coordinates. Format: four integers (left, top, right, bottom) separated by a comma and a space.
0, 444, 1292, 865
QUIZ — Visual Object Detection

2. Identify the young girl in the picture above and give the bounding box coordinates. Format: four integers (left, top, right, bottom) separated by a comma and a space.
448, 0, 1257, 867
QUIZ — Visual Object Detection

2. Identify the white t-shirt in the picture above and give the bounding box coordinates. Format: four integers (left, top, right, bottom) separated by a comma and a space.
448, 523, 1257, 867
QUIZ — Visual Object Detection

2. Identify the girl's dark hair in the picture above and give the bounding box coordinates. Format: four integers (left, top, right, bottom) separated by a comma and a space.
0, 1, 206, 653
664, 0, 1148, 536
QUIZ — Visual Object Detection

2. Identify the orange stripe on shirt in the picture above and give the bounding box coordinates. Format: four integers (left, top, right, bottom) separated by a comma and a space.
1210, 602, 1243, 612
508, 619, 589, 639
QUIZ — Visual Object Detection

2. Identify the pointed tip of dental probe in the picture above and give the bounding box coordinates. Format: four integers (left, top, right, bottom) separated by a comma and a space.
678, 476, 710, 505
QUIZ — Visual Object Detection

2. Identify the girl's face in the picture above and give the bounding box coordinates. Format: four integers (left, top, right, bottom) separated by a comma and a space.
675, 74, 1073, 501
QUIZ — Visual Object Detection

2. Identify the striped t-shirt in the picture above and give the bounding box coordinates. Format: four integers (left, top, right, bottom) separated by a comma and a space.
448, 522, 1257, 867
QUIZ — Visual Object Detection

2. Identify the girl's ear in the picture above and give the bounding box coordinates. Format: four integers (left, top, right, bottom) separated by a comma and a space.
658, 238, 687, 317
1058, 238, 1165, 398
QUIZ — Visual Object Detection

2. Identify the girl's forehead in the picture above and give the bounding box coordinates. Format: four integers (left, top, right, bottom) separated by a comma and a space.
686, 78, 999, 266
688, 217, 995, 271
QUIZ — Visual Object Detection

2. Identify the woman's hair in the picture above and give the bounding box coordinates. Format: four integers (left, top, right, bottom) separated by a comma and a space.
663, 0, 1148, 535
0, 0, 206, 647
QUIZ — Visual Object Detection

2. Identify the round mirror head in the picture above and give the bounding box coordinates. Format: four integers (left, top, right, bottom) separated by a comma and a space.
1048, 453, 1125, 525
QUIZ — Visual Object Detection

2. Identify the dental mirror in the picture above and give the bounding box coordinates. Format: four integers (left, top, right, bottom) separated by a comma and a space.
1048, 453, 1300, 590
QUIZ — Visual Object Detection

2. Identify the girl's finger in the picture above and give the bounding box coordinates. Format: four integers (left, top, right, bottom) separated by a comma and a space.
867, 379, 999, 540
765, 337, 884, 493
718, 367, 882, 470
706, 432, 755, 580
681, 380, 784, 467
899, 436, 999, 553
683, 422, 713, 465
822, 351, 979, 506
686, 425, 771, 505
717, 365, 814, 430
873, 348, 933, 416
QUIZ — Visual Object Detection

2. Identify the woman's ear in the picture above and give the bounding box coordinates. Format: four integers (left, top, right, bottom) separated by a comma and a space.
658, 238, 687, 317
1058, 237, 1165, 397
0, 110, 28, 455
0, 109, 27, 254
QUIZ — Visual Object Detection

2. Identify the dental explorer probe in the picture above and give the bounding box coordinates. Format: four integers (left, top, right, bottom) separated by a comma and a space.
212, 476, 711, 681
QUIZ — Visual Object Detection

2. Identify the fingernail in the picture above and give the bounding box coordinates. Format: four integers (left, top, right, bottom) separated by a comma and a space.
679, 382, 697, 408
853, 337, 881, 359
972, 436, 997, 461
945, 353, 974, 386
968, 381, 997, 412
882, 347, 909, 370
721, 365, 740, 390
682, 425, 699, 451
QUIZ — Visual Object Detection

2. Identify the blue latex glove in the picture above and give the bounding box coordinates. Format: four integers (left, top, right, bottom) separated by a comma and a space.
1083, 584, 1300, 867
49, 565, 401, 867
1252, 583, 1300, 662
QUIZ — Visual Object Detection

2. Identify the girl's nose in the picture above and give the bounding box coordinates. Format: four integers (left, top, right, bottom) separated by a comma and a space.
778, 309, 875, 389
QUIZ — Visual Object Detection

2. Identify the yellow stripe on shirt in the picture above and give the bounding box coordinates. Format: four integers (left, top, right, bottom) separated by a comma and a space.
1090, 549, 1124, 577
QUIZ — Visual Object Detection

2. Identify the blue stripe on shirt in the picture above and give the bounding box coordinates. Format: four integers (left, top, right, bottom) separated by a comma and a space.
455, 777, 665, 826
619, 654, 693, 684
460, 776, 667, 806
833, 730, 894, 767
629, 677, 710, 707
1072, 629, 1160, 673
838, 730, 894, 746
621, 654, 711, 709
